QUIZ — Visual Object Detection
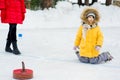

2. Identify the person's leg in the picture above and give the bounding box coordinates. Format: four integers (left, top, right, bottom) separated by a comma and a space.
10, 24, 17, 42
5, 24, 14, 53
8, 23, 21, 55
89, 52, 113, 64
89, 57, 99, 64
12, 41, 21, 55
76, 53, 89, 63
5, 40, 12, 53
79, 57, 89, 63
101, 52, 113, 62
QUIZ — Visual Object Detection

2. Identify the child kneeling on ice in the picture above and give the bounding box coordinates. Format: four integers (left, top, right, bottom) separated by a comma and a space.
74, 7, 113, 64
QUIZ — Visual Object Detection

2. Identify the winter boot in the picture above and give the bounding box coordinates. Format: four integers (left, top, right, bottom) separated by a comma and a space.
12, 41, 21, 55
5, 40, 13, 53
105, 52, 113, 62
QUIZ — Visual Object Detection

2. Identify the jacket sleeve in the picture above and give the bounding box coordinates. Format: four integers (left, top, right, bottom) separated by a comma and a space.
96, 27, 104, 47
74, 26, 83, 46
21, 0, 26, 21
0, 0, 5, 9
21, 0, 26, 13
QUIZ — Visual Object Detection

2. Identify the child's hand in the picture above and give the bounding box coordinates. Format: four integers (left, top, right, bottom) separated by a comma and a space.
73, 46, 79, 50
95, 46, 101, 51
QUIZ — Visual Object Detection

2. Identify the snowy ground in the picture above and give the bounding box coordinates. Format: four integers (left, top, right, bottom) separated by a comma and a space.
0, 27, 120, 80
0, 1, 120, 80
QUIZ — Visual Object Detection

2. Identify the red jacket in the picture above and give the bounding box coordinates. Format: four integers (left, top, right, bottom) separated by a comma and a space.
0, 0, 5, 9
0, 0, 26, 24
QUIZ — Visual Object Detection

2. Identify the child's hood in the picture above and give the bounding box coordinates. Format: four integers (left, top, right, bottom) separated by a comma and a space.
80, 7, 100, 24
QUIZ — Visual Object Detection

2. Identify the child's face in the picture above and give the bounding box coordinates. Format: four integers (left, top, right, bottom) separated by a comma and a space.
87, 16, 94, 24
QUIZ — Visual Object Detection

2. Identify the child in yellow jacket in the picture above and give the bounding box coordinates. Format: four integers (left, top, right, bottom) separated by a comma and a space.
74, 7, 113, 64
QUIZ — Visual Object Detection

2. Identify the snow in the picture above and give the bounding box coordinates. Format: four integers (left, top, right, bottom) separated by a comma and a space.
0, 1, 120, 80
69, 0, 106, 3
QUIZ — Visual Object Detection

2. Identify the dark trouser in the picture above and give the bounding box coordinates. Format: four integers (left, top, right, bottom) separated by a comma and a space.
7, 23, 17, 41
6, 23, 21, 54
76, 52, 109, 64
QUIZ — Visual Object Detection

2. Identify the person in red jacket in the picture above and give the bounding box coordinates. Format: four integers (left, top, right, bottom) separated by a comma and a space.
0, 0, 5, 9
0, 0, 26, 55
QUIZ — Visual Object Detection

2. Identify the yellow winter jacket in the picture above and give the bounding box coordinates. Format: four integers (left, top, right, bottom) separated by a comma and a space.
74, 25, 104, 58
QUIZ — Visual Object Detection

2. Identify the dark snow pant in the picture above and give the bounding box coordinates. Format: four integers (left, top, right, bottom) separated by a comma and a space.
76, 52, 109, 64
7, 23, 17, 42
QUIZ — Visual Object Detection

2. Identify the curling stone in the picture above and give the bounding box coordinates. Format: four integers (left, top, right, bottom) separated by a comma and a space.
13, 61, 33, 79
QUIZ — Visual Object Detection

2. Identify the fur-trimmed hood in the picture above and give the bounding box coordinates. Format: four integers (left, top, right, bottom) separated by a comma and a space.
80, 7, 100, 25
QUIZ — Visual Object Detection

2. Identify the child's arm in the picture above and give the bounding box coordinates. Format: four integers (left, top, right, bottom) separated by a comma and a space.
74, 26, 83, 47
96, 27, 104, 47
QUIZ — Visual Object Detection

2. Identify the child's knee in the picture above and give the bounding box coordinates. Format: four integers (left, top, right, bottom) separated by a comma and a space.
89, 58, 98, 64
79, 57, 89, 63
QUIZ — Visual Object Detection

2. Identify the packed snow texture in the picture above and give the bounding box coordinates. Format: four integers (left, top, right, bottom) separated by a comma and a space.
0, 1, 120, 80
